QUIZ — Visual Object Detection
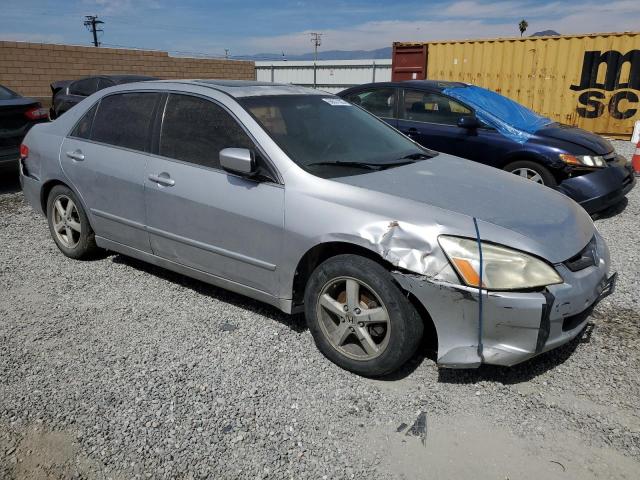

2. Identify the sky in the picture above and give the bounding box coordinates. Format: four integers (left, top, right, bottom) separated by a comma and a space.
1, 0, 639, 58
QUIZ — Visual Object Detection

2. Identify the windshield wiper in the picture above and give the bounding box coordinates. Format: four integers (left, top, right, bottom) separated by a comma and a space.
399, 152, 433, 160
306, 160, 415, 170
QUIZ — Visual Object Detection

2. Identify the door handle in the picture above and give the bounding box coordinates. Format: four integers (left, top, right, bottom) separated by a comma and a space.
66, 150, 85, 161
148, 172, 175, 187
403, 128, 418, 138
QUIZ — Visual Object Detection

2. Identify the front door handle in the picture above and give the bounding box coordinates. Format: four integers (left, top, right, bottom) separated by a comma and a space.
66, 150, 85, 161
148, 172, 175, 187
403, 128, 418, 138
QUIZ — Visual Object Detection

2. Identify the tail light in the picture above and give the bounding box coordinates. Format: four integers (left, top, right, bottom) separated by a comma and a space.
24, 106, 49, 120
20, 144, 29, 159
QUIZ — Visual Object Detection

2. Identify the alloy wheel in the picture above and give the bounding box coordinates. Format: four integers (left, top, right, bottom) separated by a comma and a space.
316, 276, 391, 361
511, 167, 545, 184
52, 195, 81, 248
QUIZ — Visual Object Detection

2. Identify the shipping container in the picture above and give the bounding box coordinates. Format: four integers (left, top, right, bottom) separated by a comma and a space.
393, 32, 640, 138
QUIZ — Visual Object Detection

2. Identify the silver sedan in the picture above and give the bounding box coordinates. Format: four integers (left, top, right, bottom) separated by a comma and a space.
19, 80, 615, 376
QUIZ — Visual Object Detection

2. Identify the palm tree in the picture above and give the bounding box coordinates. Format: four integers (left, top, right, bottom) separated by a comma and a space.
519, 19, 528, 37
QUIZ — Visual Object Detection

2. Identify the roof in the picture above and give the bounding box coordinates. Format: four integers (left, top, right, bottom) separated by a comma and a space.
340, 80, 469, 93
393, 31, 640, 46
402, 80, 468, 90
108, 75, 158, 83
155, 79, 325, 98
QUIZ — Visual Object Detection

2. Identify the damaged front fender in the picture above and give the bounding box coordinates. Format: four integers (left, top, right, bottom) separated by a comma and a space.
356, 220, 459, 282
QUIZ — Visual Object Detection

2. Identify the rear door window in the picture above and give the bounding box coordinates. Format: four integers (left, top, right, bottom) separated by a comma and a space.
91, 92, 159, 152
402, 90, 473, 125
345, 88, 396, 118
159, 93, 253, 169
69, 78, 99, 97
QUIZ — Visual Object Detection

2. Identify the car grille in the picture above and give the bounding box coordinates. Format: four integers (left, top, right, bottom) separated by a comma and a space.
563, 236, 597, 272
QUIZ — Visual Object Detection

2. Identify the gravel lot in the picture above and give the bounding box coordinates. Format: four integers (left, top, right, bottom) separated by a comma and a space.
1, 140, 639, 480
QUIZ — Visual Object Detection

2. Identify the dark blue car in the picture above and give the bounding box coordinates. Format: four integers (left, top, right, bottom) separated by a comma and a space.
339, 81, 635, 214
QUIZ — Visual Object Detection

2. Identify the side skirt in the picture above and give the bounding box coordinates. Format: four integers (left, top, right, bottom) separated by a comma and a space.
95, 236, 294, 314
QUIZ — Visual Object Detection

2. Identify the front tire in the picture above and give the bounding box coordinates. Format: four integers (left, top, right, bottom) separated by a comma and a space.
304, 254, 423, 377
46, 185, 99, 259
504, 160, 557, 186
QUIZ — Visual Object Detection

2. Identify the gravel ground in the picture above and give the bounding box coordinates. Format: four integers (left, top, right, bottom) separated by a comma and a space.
1, 140, 639, 479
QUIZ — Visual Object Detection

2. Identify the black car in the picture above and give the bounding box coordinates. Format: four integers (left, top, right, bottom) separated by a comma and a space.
0, 84, 49, 173
50, 74, 158, 118
339, 81, 635, 214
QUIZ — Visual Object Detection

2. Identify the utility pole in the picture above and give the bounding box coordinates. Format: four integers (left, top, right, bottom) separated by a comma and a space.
309, 32, 322, 88
84, 15, 104, 47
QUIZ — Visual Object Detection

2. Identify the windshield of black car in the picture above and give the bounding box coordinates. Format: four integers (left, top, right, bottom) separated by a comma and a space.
240, 95, 436, 178
0, 85, 18, 100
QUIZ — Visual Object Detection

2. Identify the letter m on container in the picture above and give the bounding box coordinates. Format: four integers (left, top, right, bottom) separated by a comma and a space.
572, 50, 640, 121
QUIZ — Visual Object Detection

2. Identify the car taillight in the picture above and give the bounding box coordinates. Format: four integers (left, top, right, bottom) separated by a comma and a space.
20, 144, 29, 159
24, 106, 49, 120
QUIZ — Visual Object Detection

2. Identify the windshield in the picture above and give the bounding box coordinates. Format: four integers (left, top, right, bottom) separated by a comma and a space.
240, 95, 435, 178
443, 85, 553, 143
0, 85, 18, 100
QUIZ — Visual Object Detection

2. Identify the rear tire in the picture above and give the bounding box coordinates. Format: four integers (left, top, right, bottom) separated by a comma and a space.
504, 160, 557, 187
46, 185, 99, 259
304, 254, 423, 377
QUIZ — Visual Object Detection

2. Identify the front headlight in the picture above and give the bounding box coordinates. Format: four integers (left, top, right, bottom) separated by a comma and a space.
559, 153, 606, 168
438, 236, 563, 290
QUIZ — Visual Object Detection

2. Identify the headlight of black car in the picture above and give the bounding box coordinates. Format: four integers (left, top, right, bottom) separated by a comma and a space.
559, 154, 606, 168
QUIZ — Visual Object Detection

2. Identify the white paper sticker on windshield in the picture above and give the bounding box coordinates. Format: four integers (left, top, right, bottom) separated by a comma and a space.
322, 98, 351, 106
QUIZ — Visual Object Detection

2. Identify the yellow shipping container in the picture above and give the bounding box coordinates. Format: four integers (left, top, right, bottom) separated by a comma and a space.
394, 32, 640, 138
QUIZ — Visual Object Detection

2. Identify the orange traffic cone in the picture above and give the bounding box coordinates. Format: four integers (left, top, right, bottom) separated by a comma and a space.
632, 140, 640, 176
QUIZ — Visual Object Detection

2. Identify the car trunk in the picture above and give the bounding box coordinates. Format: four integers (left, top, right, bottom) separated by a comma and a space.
0, 98, 41, 158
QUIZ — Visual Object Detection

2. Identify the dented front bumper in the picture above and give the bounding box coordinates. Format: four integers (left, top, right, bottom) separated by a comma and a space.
393, 233, 612, 368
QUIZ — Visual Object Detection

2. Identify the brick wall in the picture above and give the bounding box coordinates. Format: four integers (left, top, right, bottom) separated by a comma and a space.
0, 41, 256, 106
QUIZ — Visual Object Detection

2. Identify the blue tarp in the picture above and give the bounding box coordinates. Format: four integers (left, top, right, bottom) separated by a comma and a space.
443, 85, 553, 144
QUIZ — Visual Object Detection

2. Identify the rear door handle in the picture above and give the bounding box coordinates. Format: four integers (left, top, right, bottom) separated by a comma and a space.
66, 150, 85, 161
148, 172, 175, 187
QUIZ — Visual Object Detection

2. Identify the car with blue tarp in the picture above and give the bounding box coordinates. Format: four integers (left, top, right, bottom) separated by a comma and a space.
339, 81, 635, 214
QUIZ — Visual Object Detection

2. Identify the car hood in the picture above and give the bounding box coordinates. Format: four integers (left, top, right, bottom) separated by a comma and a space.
535, 124, 613, 155
332, 154, 594, 263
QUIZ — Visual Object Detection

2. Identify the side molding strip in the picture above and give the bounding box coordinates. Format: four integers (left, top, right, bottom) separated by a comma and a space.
91, 208, 277, 271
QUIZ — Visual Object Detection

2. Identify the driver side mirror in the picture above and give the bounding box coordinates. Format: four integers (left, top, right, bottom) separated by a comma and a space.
220, 148, 256, 176
457, 116, 481, 130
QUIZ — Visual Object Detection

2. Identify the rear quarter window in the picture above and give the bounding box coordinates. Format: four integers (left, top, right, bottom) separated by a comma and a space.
70, 103, 98, 139
69, 78, 98, 97
90, 92, 159, 152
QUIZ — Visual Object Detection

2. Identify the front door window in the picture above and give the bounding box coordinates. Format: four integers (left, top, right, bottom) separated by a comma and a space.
402, 90, 472, 125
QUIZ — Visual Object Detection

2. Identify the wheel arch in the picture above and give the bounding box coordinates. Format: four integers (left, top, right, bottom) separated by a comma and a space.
500, 150, 558, 170
291, 240, 437, 347
40, 179, 95, 230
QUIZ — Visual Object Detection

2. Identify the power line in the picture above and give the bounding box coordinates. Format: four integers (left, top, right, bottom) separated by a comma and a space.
83, 15, 104, 47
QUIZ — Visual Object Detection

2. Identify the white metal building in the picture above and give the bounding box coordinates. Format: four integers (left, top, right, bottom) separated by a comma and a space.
255, 59, 392, 94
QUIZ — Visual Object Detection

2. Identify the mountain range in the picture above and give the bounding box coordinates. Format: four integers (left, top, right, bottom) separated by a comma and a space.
242, 30, 560, 61
239, 47, 392, 61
